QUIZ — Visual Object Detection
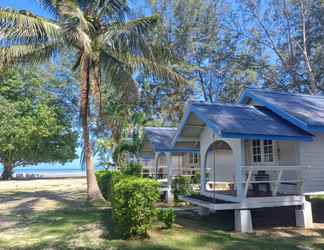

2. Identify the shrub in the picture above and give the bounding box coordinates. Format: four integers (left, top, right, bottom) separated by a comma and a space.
172, 176, 192, 201
192, 172, 201, 184
157, 208, 175, 229
112, 177, 159, 239
121, 162, 143, 177
95, 170, 121, 201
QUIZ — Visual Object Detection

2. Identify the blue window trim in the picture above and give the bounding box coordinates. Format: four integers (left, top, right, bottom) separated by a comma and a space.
240, 89, 324, 133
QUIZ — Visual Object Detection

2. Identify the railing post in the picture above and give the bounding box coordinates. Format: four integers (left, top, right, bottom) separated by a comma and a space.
244, 167, 253, 197
273, 168, 283, 196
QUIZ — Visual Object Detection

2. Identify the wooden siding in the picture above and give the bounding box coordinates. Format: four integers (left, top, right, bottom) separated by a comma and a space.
300, 133, 324, 194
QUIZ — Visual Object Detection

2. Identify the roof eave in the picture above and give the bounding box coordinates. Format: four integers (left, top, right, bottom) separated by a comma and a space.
221, 132, 313, 142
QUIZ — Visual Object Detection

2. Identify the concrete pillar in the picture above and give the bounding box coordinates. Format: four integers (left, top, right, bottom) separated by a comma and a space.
154, 152, 159, 179
235, 209, 253, 233
296, 201, 314, 229
166, 189, 174, 204
198, 207, 210, 216
166, 152, 174, 204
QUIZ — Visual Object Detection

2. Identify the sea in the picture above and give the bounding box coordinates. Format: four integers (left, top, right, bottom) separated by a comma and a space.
0, 159, 106, 178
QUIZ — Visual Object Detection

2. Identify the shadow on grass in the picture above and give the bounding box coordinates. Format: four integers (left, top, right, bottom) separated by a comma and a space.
1, 191, 324, 250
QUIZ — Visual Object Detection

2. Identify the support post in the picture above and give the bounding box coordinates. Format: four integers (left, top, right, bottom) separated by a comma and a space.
166, 152, 174, 204
198, 207, 210, 216
235, 209, 253, 233
273, 168, 283, 196
154, 152, 159, 179
235, 140, 246, 199
295, 201, 313, 229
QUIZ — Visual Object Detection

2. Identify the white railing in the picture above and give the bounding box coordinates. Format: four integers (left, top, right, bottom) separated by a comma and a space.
241, 165, 310, 197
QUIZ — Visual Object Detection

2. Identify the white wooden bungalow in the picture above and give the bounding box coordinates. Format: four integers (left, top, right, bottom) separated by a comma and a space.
171, 88, 324, 232
140, 127, 200, 202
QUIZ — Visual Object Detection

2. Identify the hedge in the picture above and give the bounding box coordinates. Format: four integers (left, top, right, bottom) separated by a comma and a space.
121, 162, 143, 177
111, 177, 159, 239
95, 170, 121, 201
157, 208, 176, 229
172, 176, 192, 201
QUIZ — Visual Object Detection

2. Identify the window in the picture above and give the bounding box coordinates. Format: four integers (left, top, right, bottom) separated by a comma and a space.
158, 156, 167, 167
189, 152, 199, 165
252, 140, 274, 163
263, 140, 274, 162
252, 140, 262, 162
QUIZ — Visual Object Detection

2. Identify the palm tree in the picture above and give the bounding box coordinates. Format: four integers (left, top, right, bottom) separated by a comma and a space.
0, 0, 186, 202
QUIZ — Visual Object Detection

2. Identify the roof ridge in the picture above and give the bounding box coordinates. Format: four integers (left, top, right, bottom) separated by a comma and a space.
144, 127, 177, 130
192, 101, 254, 108
247, 87, 324, 99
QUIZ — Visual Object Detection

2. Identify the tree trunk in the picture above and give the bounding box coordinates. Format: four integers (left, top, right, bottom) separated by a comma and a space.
92, 62, 101, 115
1, 162, 13, 180
80, 56, 104, 202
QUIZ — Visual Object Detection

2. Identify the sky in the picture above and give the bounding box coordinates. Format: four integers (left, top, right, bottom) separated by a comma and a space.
0, 0, 150, 16
0, 0, 51, 17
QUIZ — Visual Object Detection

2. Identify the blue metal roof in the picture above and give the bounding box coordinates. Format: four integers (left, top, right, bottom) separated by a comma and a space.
175, 102, 313, 142
143, 127, 199, 152
240, 88, 324, 132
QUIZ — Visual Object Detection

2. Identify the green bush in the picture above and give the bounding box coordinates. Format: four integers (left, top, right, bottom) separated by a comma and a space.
95, 170, 121, 201
157, 208, 176, 229
121, 162, 143, 177
112, 177, 159, 239
172, 176, 192, 201
192, 172, 201, 184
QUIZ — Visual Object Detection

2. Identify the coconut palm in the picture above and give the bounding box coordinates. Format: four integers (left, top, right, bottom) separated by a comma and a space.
0, 0, 186, 202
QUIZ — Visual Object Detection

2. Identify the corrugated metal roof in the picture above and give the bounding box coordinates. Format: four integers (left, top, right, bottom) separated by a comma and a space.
187, 102, 313, 141
240, 88, 324, 132
144, 127, 177, 151
144, 127, 200, 152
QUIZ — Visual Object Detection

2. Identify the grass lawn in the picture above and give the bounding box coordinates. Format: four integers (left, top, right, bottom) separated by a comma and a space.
0, 179, 324, 250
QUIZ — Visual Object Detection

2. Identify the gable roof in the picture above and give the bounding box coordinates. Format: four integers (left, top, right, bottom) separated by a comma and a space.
143, 127, 177, 152
240, 88, 324, 132
173, 102, 313, 145
143, 127, 199, 153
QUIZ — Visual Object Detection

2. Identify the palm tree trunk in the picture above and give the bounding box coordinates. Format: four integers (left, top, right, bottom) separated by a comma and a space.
1, 162, 13, 180
80, 56, 104, 202
92, 62, 101, 115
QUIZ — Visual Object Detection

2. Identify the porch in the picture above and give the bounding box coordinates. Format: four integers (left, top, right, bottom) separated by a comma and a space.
201, 137, 310, 203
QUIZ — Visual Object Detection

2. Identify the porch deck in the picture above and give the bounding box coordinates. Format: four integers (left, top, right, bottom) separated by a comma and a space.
179, 194, 305, 210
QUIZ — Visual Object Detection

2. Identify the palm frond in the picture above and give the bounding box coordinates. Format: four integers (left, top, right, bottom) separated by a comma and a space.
102, 15, 160, 45
110, 52, 188, 86
0, 7, 60, 45
94, 0, 129, 21
36, 0, 60, 17
0, 43, 59, 66
100, 50, 138, 103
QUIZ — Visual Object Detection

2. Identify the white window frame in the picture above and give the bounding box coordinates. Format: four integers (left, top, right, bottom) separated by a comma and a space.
189, 152, 199, 165
251, 139, 276, 165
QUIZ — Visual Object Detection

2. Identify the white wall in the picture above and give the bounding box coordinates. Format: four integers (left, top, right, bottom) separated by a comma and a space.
205, 150, 235, 182
200, 126, 244, 200
300, 133, 324, 194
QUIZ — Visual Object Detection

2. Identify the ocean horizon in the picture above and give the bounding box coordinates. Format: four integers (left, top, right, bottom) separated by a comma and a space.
0, 161, 106, 178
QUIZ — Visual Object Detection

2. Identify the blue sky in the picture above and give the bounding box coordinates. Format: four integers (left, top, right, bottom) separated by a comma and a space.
0, 0, 51, 17
0, 0, 150, 17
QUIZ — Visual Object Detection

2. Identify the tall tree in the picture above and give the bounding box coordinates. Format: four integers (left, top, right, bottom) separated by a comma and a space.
148, 0, 259, 105
234, 0, 324, 93
0, 0, 186, 201
0, 67, 77, 179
